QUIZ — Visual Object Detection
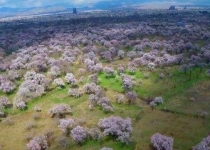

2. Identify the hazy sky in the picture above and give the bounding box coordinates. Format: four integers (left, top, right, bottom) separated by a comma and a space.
0, 0, 210, 8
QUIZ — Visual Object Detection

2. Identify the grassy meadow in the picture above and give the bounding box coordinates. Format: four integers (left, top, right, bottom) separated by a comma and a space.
0, 55, 210, 150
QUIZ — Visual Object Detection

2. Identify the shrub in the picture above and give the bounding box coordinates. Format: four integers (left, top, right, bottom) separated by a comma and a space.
16, 100, 26, 110
83, 82, 99, 94
8, 70, 20, 80
118, 66, 125, 73
88, 127, 103, 141
25, 121, 37, 130
68, 89, 82, 98
126, 91, 137, 105
115, 95, 124, 104
88, 74, 98, 83
98, 116, 132, 145
127, 66, 136, 74
193, 135, 210, 150
17, 80, 45, 98
56, 136, 70, 148
127, 51, 136, 60
93, 63, 103, 73
104, 67, 115, 78
144, 73, 150, 79
179, 64, 190, 74
70, 126, 87, 144
97, 97, 114, 113
0, 96, 11, 109
100, 147, 113, 150
159, 73, 165, 79
53, 78, 65, 87
34, 106, 41, 112
27, 135, 48, 150
151, 133, 173, 150
102, 104, 114, 113
15, 71, 46, 105
65, 73, 78, 86
88, 94, 99, 106
206, 69, 210, 77
150, 97, 164, 107
24, 132, 34, 142
121, 75, 133, 91
49, 66, 61, 78
58, 119, 75, 133
148, 62, 156, 71
154, 97, 164, 104
2, 117, 14, 126
101, 51, 112, 62
0, 111, 5, 118
118, 50, 125, 59
0, 80, 16, 93
49, 104, 72, 118
32, 113, 41, 120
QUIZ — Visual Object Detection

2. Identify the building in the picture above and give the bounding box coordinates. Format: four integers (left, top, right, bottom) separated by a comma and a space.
73, 8, 77, 14
169, 6, 176, 10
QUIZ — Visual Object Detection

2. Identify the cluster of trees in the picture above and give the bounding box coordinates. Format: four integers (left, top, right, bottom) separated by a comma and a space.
13, 71, 46, 109
0, 9, 209, 150
54, 115, 133, 147
0, 75, 16, 93
98, 116, 133, 145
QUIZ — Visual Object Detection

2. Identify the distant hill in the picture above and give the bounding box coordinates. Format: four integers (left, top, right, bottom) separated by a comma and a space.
0, 1, 210, 18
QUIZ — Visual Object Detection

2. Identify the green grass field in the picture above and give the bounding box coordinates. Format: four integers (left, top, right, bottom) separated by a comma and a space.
0, 59, 210, 150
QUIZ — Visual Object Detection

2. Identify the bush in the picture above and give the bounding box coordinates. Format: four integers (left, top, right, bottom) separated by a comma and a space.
151, 133, 173, 150
0, 96, 11, 109
149, 97, 164, 107
115, 95, 125, 104
2, 117, 14, 126
0, 80, 16, 93
154, 97, 164, 104
88, 127, 103, 141
148, 62, 156, 71
83, 82, 100, 94
144, 73, 150, 79
126, 91, 137, 105
15, 100, 26, 110
49, 104, 72, 118
193, 135, 210, 150
24, 132, 34, 142
70, 126, 87, 144
65, 73, 78, 86
25, 121, 37, 130
100, 147, 113, 150
56, 136, 70, 148
121, 75, 133, 91
104, 67, 115, 78
159, 73, 165, 79
53, 78, 65, 87
48, 66, 61, 78
32, 113, 41, 120
27, 135, 48, 150
34, 106, 41, 112
97, 97, 114, 113
68, 89, 82, 98
58, 119, 75, 133
98, 116, 132, 145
